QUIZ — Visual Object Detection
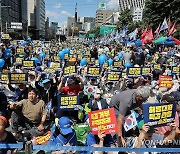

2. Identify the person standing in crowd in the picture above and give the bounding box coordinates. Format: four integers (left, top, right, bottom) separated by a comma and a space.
109, 86, 151, 147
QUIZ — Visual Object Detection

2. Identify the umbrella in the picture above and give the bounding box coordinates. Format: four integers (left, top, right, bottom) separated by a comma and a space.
155, 36, 180, 45
154, 36, 167, 44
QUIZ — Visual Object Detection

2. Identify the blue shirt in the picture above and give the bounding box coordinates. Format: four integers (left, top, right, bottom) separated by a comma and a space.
48, 129, 77, 146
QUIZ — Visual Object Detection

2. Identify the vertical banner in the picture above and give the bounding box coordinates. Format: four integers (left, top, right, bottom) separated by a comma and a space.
159, 75, 172, 88
127, 67, 141, 77
9, 73, 28, 84
58, 95, 80, 110
88, 108, 118, 135
143, 103, 176, 127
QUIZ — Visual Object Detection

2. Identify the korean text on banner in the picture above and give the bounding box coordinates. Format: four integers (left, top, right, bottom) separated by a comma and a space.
9, 73, 28, 84
88, 108, 118, 135
127, 67, 141, 77
87, 67, 100, 77
159, 75, 172, 88
143, 103, 176, 127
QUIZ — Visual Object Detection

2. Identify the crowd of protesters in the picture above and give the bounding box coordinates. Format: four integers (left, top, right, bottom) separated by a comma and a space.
0, 38, 179, 154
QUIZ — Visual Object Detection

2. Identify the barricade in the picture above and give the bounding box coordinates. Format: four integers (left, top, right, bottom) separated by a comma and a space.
0, 144, 180, 153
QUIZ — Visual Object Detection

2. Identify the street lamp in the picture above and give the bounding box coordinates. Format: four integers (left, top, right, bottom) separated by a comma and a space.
0, 0, 11, 33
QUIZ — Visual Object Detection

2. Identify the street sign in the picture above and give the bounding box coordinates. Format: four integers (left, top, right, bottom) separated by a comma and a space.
100, 26, 114, 35
11, 22, 22, 30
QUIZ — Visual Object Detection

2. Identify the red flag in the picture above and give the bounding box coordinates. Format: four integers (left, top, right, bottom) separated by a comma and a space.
172, 36, 180, 45
167, 18, 172, 30
155, 23, 161, 34
168, 23, 177, 35
144, 29, 154, 44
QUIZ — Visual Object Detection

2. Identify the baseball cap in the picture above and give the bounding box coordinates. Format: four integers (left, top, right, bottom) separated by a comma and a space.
0, 115, 7, 126
42, 79, 51, 84
58, 117, 72, 135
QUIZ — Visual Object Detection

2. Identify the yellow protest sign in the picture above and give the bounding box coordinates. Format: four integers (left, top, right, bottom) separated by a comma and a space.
60, 95, 79, 109
1, 74, 9, 83
15, 58, 23, 64
121, 72, 126, 78
1, 34, 10, 39
50, 62, 60, 69
64, 66, 76, 76
141, 67, 151, 75
22, 60, 35, 69
77, 54, 82, 59
113, 61, 122, 68
87, 67, 100, 76
107, 71, 120, 81
44, 68, 55, 74
53, 56, 60, 61
172, 66, 179, 74
64, 53, 69, 59
16, 48, 24, 54
128, 67, 141, 77
9, 73, 27, 84
44, 48, 49, 53
2, 69, 10, 74
154, 64, 161, 70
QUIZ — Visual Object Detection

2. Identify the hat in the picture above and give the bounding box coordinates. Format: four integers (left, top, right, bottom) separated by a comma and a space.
58, 117, 72, 135
28, 71, 36, 76
0, 115, 7, 126
42, 79, 50, 84
138, 120, 154, 133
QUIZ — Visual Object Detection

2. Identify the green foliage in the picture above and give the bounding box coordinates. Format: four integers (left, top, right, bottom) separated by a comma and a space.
143, 0, 180, 38
86, 27, 100, 38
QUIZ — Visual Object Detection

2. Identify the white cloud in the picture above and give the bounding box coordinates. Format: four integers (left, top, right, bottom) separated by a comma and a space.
106, 0, 119, 10
46, 10, 61, 18
53, 3, 61, 9
60, 11, 72, 17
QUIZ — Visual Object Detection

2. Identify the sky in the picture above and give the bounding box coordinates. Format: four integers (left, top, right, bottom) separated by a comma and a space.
45, 0, 119, 27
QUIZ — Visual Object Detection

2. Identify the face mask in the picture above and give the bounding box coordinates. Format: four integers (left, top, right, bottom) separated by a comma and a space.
94, 94, 101, 99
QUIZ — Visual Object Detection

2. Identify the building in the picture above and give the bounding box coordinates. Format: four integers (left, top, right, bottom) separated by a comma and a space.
80, 17, 95, 32
27, 0, 35, 27
118, 0, 145, 22
119, 0, 144, 11
105, 12, 120, 25
45, 17, 50, 40
50, 22, 58, 37
0, 0, 21, 33
95, 9, 114, 26
36, 0, 45, 37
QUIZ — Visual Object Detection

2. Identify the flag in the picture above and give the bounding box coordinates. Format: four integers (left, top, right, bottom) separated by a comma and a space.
155, 23, 161, 34
167, 17, 172, 30
159, 18, 168, 32
123, 112, 137, 132
168, 23, 177, 36
141, 29, 154, 45
128, 28, 138, 40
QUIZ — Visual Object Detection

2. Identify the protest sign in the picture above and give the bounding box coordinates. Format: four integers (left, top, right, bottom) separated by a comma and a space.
16, 47, 24, 54
2, 69, 10, 74
1, 34, 10, 39
159, 75, 172, 88
9, 73, 27, 84
22, 60, 35, 69
44, 48, 49, 53
141, 67, 151, 76
77, 54, 82, 60
103, 62, 108, 69
64, 53, 69, 60
44, 68, 55, 74
127, 67, 141, 77
0, 74, 9, 84
87, 67, 100, 77
143, 103, 176, 127
50, 62, 61, 69
59, 95, 80, 110
53, 56, 60, 61
113, 61, 123, 68
123, 112, 137, 132
172, 66, 179, 74
15, 58, 24, 64
64, 66, 77, 76
35, 131, 51, 145
121, 72, 126, 78
106, 71, 121, 81
91, 58, 95, 62
88, 108, 118, 135
153, 64, 161, 70
84, 85, 98, 95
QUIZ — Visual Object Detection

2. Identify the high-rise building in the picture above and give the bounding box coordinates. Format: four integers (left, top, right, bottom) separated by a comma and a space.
95, 9, 114, 26
45, 17, 50, 39
119, 0, 144, 11
36, 0, 45, 37
50, 22, 58, 36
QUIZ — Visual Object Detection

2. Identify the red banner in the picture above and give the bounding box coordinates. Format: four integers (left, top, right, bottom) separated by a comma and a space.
35, 131, 51, 145
159, 75, 172, 88
88, 108, 118, 135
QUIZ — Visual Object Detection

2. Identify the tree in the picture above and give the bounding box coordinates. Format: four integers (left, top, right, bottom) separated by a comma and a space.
86, 26, 100, 38
143, 0, 180, 38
